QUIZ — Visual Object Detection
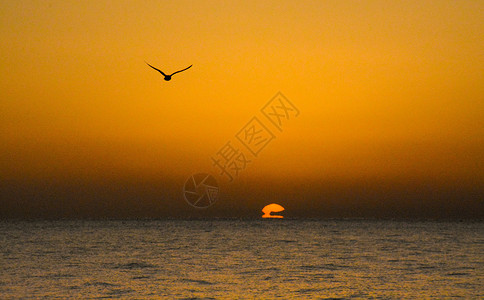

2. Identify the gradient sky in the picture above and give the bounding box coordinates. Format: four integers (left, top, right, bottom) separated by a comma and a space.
1, 1, 483, 218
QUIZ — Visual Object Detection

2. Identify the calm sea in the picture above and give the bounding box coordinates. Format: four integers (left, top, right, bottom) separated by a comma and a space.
0, 219, 482, 299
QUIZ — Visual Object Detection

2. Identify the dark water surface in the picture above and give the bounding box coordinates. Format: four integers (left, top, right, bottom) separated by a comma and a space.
1, 220, 482, 299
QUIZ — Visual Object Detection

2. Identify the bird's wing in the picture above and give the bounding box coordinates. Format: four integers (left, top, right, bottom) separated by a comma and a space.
170, 65, 193, 76
145, 62, 167, 76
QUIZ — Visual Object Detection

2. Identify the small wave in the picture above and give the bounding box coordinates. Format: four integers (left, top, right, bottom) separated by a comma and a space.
132, 275, 152, 280
299, 265, 320, 270
417, 265, 436, 270
4, 256, 19, 260
447, 272, 469, 276
67, 285, 81, 290
277, 239, 297, 243
312, 273, 335, 279
44, 273, 75, 279
297, 288, 323, 294
299, 263, 348, 271
114, 261, 157, 270
106, 288, 134, 296
83, 281, 119, 287
182, 278, 214, 285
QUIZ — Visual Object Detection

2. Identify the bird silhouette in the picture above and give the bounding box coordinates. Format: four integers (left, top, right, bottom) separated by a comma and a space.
146, 62, 192, 81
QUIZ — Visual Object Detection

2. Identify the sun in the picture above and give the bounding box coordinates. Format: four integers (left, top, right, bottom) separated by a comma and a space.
262, 203, 285, 218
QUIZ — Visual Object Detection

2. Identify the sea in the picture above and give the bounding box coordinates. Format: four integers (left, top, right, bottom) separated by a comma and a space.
0, 219, 482, 299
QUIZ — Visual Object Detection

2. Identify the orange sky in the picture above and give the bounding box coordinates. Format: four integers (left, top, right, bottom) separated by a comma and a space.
1, 1, 483, 217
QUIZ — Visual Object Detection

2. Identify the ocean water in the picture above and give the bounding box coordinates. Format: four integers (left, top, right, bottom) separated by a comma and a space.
0, 220, 482, 299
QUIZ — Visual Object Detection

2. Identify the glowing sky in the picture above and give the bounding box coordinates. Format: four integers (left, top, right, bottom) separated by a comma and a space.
1, 1, 483, 218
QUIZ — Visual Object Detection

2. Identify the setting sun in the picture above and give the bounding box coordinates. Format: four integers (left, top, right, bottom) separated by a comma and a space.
262, 203, 285, 218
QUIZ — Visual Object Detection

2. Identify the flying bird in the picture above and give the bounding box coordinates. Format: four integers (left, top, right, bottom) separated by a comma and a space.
145, 62, 192, 81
